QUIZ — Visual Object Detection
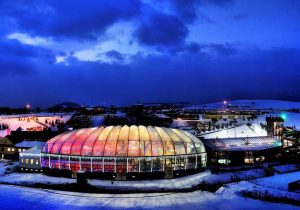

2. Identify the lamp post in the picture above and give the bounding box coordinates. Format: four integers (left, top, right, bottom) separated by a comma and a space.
26, 104, 31, 113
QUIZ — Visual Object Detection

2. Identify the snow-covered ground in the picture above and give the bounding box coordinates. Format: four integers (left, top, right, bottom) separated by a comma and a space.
0, 173, 76, 185
217, 181, 300, 208
0, 113, 72, 136
0, 165, 299, 209
0, 183, 299, 210
216, 170, 300, 207
252, 171, 300, 191
274, 164, 300, 173
0, 163, 5, 176
0, 161, 19, 175
0, 168, 267, 192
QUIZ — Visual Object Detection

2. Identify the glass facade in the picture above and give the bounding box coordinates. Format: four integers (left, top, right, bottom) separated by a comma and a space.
41, 125, 207, 173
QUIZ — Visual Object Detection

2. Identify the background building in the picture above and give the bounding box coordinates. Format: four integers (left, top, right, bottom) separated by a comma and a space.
19, 146, 43, 172
202, 136, 282, 172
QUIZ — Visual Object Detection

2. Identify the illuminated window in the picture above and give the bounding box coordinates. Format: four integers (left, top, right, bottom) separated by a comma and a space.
12, 148, 15, 151
7, 148, 11, 152
21, 158, 24, 163
18, 149, 21, 152
26, 159, 29, 164
30, 159, 34, 164
244, 158, 254, 164
36, 160, 39, 165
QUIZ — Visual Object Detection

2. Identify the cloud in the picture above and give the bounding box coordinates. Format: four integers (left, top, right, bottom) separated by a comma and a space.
135, 8, 188, 50
0, 38, 55, 76
2, 44, 299, 107
172, 0, 234, 21
0, 0, 299, 107
7, 33, 51, 46
232, 14, 248, 20
206, 43, 238, 56
200, 0, 234, 6
0, 0, 140, 41
170, 0, 201, 22
105, 50, 124, 62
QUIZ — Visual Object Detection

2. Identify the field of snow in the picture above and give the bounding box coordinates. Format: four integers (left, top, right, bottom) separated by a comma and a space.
0, 183, 298, 210
0, 113, 72, 135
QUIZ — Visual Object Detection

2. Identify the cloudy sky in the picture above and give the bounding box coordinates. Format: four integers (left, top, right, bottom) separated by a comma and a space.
1, 0, 300, 108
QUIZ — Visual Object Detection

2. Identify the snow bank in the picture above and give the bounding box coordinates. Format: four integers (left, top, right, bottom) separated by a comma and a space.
252, 171, 300, 191
0, 173, 76, 185
217, 181, 300, 206
0, 161, 19, 175
274, 164, 300, 173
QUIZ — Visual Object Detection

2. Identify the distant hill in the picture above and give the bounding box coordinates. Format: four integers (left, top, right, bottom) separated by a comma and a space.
48, 102, 81, 112
187, 100, 300, 110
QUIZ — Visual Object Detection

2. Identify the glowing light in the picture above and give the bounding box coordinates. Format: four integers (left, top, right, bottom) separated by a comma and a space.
281, 113, 287, 120
223, 100, 227, 105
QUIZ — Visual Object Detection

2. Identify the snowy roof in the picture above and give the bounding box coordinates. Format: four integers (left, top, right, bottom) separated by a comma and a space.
20, 146, 43, 155
15, 141, 45, 148
171, 119, 189, 128
202, 136, 282, 151
154, 113, 169, 119
201, 122, 267, 139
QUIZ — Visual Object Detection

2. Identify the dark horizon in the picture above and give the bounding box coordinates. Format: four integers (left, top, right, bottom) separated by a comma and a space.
2, 97, 300, 110
1, 0, 300, 108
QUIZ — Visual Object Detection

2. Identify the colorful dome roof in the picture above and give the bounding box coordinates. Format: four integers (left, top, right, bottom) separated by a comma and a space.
42, 125, 205, 157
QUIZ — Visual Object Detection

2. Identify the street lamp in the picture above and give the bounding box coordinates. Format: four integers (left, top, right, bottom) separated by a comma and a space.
26, 104, 31, 113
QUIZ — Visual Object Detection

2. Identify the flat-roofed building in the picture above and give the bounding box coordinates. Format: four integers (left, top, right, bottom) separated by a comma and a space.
202, 136, 282, 170
19, 146, 43, 172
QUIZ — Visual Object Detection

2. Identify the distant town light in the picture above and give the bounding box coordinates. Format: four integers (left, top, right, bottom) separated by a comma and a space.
223, 100, 227, 105
26, 104, 30, 109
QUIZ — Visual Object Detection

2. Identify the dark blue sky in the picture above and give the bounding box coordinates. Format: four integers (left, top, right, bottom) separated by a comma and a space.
1, 0, 300, 108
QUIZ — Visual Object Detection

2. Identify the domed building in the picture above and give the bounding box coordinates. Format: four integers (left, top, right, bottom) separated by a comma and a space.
41, 125, 206, 180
